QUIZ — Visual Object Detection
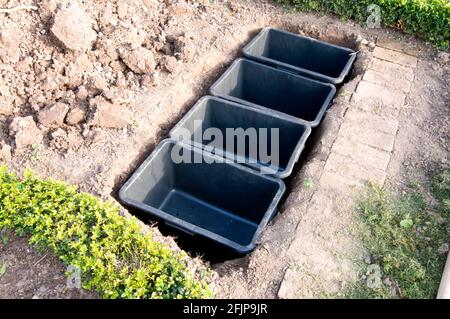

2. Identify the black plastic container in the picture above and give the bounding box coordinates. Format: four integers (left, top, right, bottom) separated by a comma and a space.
170, 96, 311, 178
210, 58, 336, 127
119, 139, 285, 254
242, 28, 357, 84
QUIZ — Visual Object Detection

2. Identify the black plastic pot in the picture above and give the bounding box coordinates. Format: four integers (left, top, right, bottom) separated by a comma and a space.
210, 58, 336, 127
242, 28, 357, 84
170, 96, 311, 178
119, 139, 285, 254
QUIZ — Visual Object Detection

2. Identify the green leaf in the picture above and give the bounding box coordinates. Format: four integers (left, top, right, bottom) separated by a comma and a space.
304, 178, 314, 189
0, 264, 6, 278
400, 218, 414, 229
1, 233, 8, 246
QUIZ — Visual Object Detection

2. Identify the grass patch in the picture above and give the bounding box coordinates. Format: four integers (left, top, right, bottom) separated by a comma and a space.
280, 0, 450, 49
0, 166, 212, 299
347, 165, 450, 298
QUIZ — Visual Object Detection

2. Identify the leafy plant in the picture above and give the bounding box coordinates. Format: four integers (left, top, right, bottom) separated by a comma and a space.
0, 230, 8, 246
30, 144, 41, 162
347, 165, 450, 298
280, 0, 450, 49
303, 177, 314, 189
0, 263, 6, 278
0, 166, 212, 299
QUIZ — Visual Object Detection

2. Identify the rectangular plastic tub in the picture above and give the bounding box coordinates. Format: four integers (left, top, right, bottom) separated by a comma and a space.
210, 58, 336, 127
242, 28, 357, 84
119, 139, 285, 254
170, 96, 311, 178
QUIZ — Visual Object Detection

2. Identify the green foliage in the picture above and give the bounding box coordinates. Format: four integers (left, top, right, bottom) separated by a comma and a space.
0, 263, 6, 278
348, 165, 450, 298
0, 166, 212, 299
280, 0, 450, 49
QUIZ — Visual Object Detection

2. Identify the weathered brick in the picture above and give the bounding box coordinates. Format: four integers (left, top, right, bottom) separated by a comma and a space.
377, 37, 421, 57
319, 171, 363, 193
370, 58, 415, 81
363, 69, 411, 93
338, 120, 396, 152
344, 107, 399, 135
373, 47, 418, 68
324, 152, 387, 186
332, 135, 391, 171
352, 81, 405, 111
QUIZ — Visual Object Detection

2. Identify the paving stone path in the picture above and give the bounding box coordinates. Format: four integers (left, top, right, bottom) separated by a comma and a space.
277, 40, 419, 298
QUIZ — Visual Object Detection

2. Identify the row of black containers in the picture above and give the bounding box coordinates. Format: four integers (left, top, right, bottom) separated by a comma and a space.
119, 28, 357, 254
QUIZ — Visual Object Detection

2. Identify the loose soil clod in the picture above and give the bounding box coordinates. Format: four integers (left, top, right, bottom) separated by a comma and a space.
88, 96, 130, 129
50, 1, 97, 53
38, 102, 70, 128
9, 116, 43, 149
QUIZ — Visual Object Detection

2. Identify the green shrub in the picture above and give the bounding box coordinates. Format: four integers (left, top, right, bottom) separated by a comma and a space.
280, 0, 450, 49
0, 165, 212, 299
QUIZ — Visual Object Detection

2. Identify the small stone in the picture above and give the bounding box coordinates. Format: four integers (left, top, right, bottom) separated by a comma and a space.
368, 42, 376, 49
38, 102, 70, 127
0, 143, 12, 161
76, 86, 89, 101
64, 55, 94, 88
168, 3, 193, 16
117, 0, 129, 20
9, 116, 43, 148
0, 99, 13, 116
141, 72, 160, 88
438, 243, 449, 255
110, 60, 127, 72
361, 39, 369, 46
167, 35, 195, 62
89, 96, 130, 128
226, 1, 241, 12
160, 55, 179, 74
65, 107, 86, 125
383, 277, 392, 286
363, 255, 372, 264
49, 128, 69, 151
87, 75, 109, 93
437, 51, 450, 64
14, 56, 34, 72
99, 2, 115, 28
119, 47, 156, 74
50, 1, 97, 52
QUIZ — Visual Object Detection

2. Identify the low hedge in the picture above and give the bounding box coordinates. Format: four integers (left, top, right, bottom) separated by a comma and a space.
281, 0, 450, 49
0, 166, 212, 299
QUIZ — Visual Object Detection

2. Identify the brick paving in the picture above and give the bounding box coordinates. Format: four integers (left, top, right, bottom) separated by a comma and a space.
278, 41, 418, 298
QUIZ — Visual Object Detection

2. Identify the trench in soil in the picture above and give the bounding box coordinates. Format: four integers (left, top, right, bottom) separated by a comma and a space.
113, 31, 360, 265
